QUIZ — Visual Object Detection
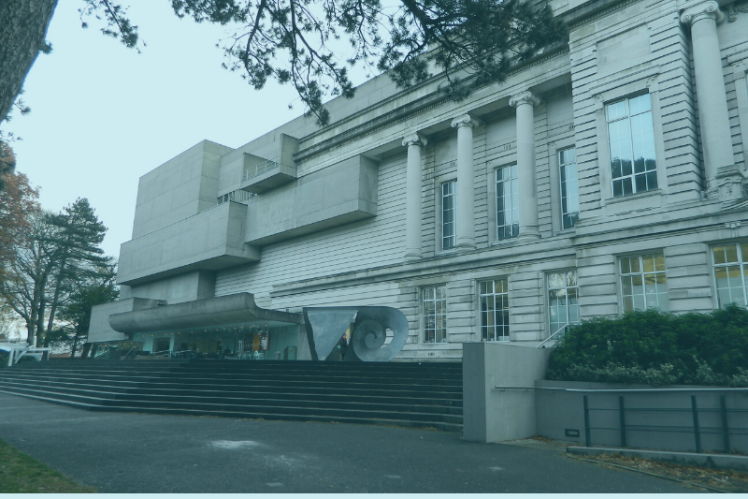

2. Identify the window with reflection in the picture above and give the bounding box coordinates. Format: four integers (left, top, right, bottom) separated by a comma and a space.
496, 165, 519, 240
712, 243, 748, 308
620, 254, 669, 312
606, 94, 657, 197
442, 181, 456, 250
423, 286, 447, 343
559, 148, 579, 229
479, 279, 509, 341
548, 270, 580, 335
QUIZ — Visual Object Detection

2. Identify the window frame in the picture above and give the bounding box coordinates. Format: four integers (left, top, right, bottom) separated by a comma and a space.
558, 146, 580, 230
546, 269, 580, 337
548, 137, 577, 235
477, 278, 510, 342
605, 95, 658, 197
592, 74, 668, 207
434, 172, 458, 254
441, 180, 457, 251
495, 164, 519, 241
422, 285, 448, 344
711, 242, 748, 309
618, 253, 669, 313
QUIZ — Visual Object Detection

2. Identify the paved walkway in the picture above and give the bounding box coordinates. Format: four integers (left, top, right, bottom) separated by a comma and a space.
0, 392, 694, 493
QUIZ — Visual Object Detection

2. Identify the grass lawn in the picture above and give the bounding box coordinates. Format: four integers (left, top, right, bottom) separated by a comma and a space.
0, 438, 96, 493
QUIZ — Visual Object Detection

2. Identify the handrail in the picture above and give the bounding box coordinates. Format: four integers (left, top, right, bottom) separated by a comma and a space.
242, 158, 278, 182
537, 324, 574, 349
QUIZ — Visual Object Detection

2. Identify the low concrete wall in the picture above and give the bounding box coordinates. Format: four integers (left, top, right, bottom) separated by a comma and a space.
535, 380, 748, 454
89, 298, 162, 343
463, 342, 550, 442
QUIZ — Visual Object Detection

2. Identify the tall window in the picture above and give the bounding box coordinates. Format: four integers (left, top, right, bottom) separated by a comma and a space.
442, 181, 456, 250
423, 286, 447, 343
607, 94, 657, 197
712, 243, 748, 308
559, 148, 579, 229
548, 271, 580, 335
496, 165, 519, 240
620, 254, 669, 312
479, 279, 509, 341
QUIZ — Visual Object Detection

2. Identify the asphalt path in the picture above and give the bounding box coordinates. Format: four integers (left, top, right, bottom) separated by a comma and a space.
0, 392, 694, 494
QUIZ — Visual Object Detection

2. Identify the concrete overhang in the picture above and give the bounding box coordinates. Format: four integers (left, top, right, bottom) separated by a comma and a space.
108, 293, 303, 334
118, 201, 261, 286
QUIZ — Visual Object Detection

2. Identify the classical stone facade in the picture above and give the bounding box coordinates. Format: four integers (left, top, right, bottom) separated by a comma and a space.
90, 0, 748, 361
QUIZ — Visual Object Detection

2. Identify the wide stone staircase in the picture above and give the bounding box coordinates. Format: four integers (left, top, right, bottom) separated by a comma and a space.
0, 360, 463, 431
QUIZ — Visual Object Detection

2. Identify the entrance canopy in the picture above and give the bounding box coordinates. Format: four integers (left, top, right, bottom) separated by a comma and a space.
108, 293, 303, 334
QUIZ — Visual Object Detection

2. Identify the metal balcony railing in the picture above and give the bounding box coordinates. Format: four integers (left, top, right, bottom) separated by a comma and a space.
242, 158, 279, 182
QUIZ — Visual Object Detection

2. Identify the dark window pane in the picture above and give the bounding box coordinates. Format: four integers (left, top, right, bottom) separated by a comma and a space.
646, 171, 658, 190
613, 180, 623, 197
623, 178, 633, 195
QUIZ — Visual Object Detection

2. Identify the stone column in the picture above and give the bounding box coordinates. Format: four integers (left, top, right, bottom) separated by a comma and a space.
680, 1, 734, 188
509, 91, 540, 240
402, 133, 427, 260
451, 114, 479, 250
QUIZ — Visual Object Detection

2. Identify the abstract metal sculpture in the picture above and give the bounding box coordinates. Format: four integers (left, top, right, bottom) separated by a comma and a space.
302, 306, 409, 362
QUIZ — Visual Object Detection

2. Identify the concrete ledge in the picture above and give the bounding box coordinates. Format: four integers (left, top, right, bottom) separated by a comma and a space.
567, 446, 748, 471
109, 293, 303, 333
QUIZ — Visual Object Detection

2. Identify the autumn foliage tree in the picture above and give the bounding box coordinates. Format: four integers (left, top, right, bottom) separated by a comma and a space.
0, 144, 40, 285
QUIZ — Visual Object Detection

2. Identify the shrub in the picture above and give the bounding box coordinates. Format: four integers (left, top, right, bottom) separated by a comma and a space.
547, 305, 748, 386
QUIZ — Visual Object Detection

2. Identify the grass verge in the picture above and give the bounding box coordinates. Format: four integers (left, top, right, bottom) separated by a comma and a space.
0, 438, 96, 493
566, 452, 748, 493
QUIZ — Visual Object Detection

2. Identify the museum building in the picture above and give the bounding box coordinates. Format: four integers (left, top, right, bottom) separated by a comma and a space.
89, 0, 748, 361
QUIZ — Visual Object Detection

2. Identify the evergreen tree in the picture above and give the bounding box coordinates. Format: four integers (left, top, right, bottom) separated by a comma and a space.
54, 267, 119, 358
43, 198, 110, 340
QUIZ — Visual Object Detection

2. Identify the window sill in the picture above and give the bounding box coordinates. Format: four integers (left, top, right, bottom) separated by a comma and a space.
605, 188, 662, 206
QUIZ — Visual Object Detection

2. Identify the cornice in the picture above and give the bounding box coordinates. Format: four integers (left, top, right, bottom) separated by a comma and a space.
293, 43, 569, 164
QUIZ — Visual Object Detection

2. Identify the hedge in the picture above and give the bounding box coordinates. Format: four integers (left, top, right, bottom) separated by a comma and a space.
546, 305, 748, 386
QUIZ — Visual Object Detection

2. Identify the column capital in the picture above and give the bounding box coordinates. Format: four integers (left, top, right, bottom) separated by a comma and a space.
402, 133, 427, 148
451, 114, 480, 129
509, 91, 540, 108
680, 0, 724, 26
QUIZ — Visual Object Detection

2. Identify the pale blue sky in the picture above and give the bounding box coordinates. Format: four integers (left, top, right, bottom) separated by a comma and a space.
5, 1, 373, 258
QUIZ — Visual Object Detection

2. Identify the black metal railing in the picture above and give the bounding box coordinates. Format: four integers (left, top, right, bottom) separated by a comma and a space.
582, 390, 748, 453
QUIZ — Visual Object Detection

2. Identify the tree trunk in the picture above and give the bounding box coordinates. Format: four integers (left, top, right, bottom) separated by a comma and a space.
81, 343, 91, 360
45, 256, 66, 334
70, 331, 79, 359
0, 0, 59, 124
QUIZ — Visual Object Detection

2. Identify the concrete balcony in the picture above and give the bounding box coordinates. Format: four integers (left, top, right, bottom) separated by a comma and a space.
245, 155, 378, 246
238, 134, 299, 193
118, 201, 260, 286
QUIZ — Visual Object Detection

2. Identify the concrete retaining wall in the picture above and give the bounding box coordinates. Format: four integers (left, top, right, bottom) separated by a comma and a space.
463, 342, 550, 442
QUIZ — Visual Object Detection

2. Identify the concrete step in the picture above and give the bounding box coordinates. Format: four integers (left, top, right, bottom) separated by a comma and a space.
0, 378, 463, 406
1, 359, 464, 431
0, 386, 462, 429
